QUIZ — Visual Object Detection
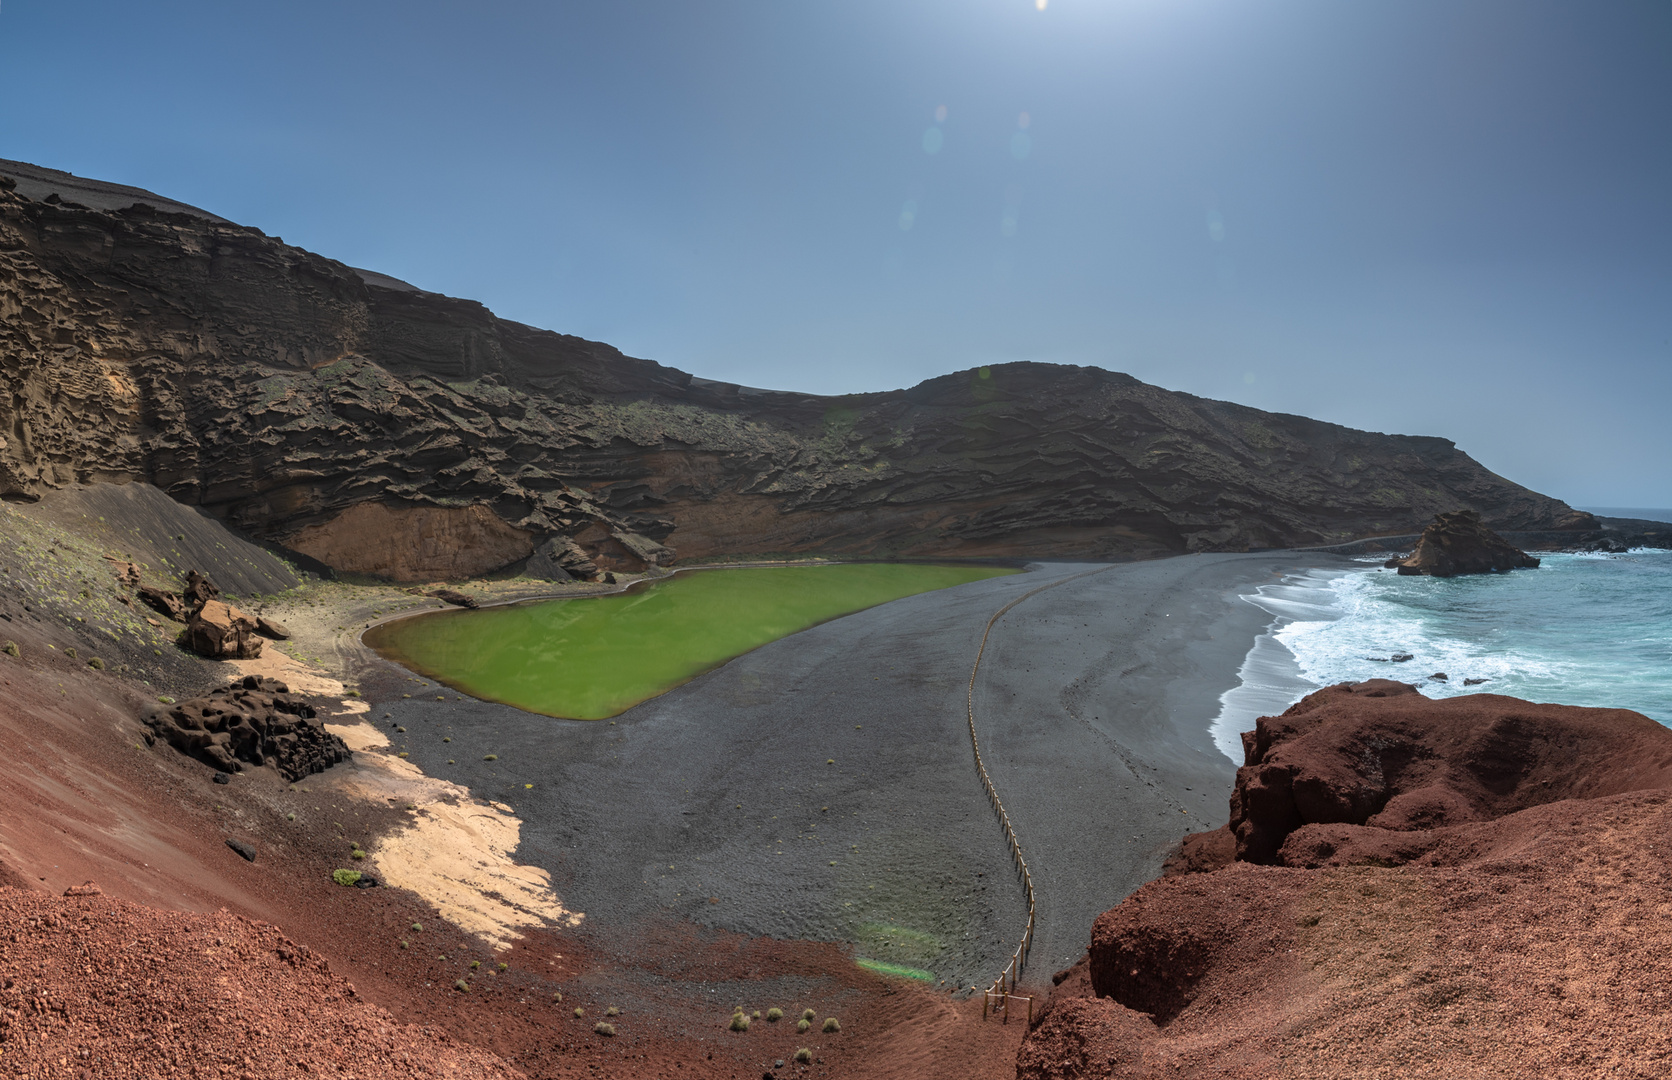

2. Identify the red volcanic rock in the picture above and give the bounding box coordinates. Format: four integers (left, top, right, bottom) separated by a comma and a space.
0, 887, 523, 1079
1019, 687, 1672, 1079
1387, 508, 1540, 576
1227, 679, 1672, 864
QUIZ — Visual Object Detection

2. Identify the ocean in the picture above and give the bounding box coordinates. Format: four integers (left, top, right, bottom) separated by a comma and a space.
1212, 546, 1672, 762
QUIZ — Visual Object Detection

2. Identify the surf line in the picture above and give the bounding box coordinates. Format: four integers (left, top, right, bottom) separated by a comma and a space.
966, 564, 1116, 1006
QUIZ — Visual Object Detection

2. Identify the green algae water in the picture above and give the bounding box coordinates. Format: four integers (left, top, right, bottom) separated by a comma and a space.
365, 563, 1015, 719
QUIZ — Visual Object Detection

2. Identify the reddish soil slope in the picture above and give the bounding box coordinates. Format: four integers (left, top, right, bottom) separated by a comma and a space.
1019, 682, 1672, 1079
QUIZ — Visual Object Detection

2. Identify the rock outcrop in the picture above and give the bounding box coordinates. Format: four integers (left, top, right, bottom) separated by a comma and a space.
1018, 685, 1672, 1079
143, 674, 349, 780
0, 160, 1596, 580
1386, 509, 1542, 576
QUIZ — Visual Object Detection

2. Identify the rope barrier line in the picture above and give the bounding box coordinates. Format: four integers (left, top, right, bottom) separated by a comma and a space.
966, 565, 1115, 1018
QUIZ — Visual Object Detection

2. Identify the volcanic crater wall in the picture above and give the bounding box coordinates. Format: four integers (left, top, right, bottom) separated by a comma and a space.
0, 161, 1590, 580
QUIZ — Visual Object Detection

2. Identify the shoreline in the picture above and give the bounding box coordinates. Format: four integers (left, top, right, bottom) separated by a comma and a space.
317, 550, 1356, 991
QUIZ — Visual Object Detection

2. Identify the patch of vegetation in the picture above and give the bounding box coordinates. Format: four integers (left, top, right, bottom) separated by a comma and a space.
795, 1048, 812, 1064
2, 641, 16, 657
823, 1017, 841, 1033
796, 1018, 811, 1033
765, 1007, 783, 1022
574, 1007, 585, 1018
87, 657, 104, 670
855, 958, 936, 982
331, 869, 362, 887
593, 1022, 615, 1037
454, 980, 469, 992
605, 1006, 618, 1017
729, 1012, 750, 1032
483, 754, 498, 761
801, 1008, 816, 1022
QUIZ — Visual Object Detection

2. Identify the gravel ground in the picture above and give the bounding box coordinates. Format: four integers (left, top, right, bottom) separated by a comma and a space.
365, 553, 1349, 992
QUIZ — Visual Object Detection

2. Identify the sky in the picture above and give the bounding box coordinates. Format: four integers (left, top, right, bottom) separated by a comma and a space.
1, 0, 1669, 506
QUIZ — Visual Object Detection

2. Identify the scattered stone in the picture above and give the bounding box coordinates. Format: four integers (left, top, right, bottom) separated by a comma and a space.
105, 559, 141, 587
1389, 653, 1414, 662
425, 588, 480, 609
1430, 672, 1448, 681
212, 772, 232, 785
1464, 677, 1490, 686
1385, 509, 1540, 577
62, 881, 102, 897
226, 838, 256, 862
255, 616, 291, 640
183, 569, 222, 608
143, 674, 350, 781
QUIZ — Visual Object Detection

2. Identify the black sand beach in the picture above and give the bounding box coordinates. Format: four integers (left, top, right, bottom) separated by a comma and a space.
360, 552, 1350, 991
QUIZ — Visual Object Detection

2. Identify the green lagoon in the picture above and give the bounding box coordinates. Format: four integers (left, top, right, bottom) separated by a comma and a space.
364, 563, 1016, 719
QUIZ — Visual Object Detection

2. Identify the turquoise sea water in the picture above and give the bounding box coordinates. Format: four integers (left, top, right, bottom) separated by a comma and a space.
1212, 549, 1672, 761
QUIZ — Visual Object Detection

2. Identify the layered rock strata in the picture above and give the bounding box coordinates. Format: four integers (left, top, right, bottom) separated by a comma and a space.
1018, 682, 1672, 1079
0, 161, 1594, 579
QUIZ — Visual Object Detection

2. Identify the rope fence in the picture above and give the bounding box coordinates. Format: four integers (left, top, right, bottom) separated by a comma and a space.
966, 566, 1112, 1022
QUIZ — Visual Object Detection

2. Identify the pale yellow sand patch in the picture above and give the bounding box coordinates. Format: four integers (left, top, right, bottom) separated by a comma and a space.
336, 752, 583, 947
232, 649, 577, 946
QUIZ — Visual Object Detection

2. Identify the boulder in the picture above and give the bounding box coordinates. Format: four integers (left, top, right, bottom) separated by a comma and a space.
137, 585, 188, 622
183, 569, 221, 608
143, 674, 350, 781
1384, 509, 1540, 577
425, 588, 480, 609
524, 537, 577, 582
255, 616, 291, 640
178, 600, 264, 659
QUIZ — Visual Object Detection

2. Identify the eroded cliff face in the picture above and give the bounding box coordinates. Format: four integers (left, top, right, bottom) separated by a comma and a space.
0, 163, 1591, 579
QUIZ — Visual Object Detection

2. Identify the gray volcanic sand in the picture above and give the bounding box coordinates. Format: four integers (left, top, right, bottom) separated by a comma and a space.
368, 553, 1348, 991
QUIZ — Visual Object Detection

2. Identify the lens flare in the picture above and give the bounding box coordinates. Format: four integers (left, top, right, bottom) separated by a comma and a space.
1009, 131, 1032, 160
934, 104, 947, 123
922, 127, 944, 154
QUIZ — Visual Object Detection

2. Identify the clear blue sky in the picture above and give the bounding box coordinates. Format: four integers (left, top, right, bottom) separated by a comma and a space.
3, 1, 1668, 506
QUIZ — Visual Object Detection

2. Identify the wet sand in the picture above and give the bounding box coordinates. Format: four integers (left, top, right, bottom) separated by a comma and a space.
361, 552, 1351, 991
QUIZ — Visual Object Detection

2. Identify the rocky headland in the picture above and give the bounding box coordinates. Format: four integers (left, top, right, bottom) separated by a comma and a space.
1387, 509, 1541, 576
0, 159, 1602, 584
1018, 681, 1672, 1078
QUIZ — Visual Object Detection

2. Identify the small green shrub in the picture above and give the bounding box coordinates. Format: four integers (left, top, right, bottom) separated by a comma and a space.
593, 1022, 615, 1037
345, 689, 360, 698
286, 812, 295, 821
552, 991, 562, 1002
454, 980, 469, 992
794, 1048, 813, 1064
574, 1007, 585, 1018
331, 869, 362, 886
471, 960, 480, 970
411, 923, 423, 932
399, 940, 409, 950
64, 647, 77, 659
605, 1006, 618, 1017
801, 1008, 816, 1021
765, 1007, 783, 1022
483, 754, 498, 761
498, 961, 508, 970
88, 657, 104, 670
729, 1012, 750, 1032
796, 1018, 811, 1033
822, 1017, 841, 1033
157, 695, 174, 704
2, 641, 17, 657
350, 850, 365, 860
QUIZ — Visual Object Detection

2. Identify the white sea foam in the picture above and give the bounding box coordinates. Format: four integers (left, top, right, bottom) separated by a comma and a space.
1211, 551, 1672, 763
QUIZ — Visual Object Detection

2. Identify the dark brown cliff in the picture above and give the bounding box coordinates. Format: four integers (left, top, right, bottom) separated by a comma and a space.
0, 161, 1591, 580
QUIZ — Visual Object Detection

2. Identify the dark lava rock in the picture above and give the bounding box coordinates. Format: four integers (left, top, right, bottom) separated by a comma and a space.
137, 585, 188, 622
1464, 677, 1490, 686
212, 772, 231, 785
226, 838, 256, 862
1430, 672, 1448, 681
183, 570, 221, 608
1385, 509, 1540, 577
1390, 653, 1414, 662
425, 589, 480, 609
144, 674, 350, 781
